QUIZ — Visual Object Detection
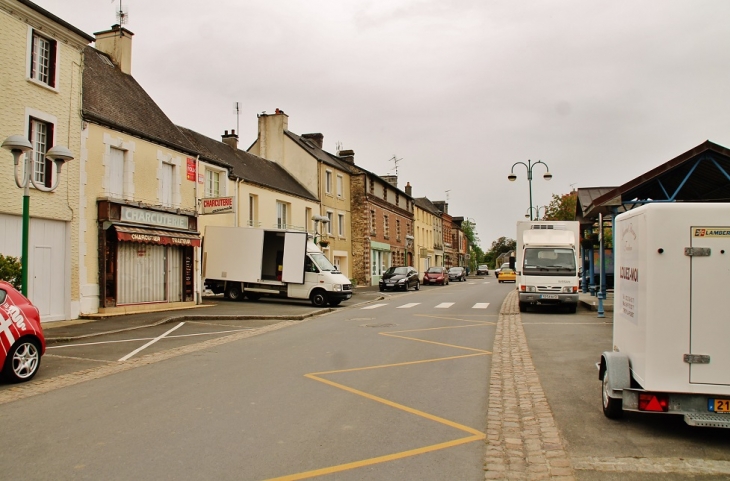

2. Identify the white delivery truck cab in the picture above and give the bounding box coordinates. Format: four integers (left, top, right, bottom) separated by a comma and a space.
516, 221, 580, 313
202, 226, 352, 307
599, 203, 730, 428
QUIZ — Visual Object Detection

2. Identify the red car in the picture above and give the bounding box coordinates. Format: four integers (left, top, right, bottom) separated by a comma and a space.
422, 266, 449, 285
0, 280, 45, 383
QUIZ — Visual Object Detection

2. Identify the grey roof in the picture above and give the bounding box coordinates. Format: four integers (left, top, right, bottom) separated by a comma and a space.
178, 127, 318, 202
82, 47, 198, 155
284, 131, 353, 173
414, 197, 442, 216
18, 0, 94, 42
576, 187, 617, 222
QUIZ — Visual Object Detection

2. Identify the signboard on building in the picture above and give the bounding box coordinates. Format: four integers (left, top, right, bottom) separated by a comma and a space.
186, 157, 196, 181
121, 206, 189, 229
202, 197, 234, 215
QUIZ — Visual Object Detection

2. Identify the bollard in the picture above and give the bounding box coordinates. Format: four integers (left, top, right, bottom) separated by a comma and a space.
597, 290, 605, 318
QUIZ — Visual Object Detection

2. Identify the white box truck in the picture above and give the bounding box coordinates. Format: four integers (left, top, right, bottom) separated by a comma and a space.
202, 226, 353, 307
516, 221, 580, 313
599, 203, 730, 428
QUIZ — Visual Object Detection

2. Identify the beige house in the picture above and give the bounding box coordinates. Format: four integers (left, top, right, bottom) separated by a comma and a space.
0, 0, 93, 321
411, 190, 444, 276
79, 27, 201, 316
248, 111, 353, 277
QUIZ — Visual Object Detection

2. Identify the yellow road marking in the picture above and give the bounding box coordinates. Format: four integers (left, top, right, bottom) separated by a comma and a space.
265, 318, 492, 480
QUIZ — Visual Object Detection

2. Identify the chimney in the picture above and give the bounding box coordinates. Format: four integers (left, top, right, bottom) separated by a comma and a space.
405, 182, 412, 197
94, 25, 134, 75
381, 175, 398, 188
338, 149, 355, 164
222, 129, 238, 150
301, 133, 324, 149
257, 110, 288, 162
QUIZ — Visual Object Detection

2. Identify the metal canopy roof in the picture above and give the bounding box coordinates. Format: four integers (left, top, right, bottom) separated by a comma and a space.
587, 140, 730, 219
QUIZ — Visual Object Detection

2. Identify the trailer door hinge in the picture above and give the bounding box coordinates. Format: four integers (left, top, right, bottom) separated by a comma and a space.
684, 354, 710, 364
684, 247, 711, 257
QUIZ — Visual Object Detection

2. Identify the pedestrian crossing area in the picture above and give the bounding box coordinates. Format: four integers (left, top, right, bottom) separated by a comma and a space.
362, 302, 490, 310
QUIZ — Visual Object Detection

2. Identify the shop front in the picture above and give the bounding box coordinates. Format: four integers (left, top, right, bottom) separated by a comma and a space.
98, 201, 199, 313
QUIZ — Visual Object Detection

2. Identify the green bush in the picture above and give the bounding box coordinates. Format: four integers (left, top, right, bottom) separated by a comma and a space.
0, 254, 22, 290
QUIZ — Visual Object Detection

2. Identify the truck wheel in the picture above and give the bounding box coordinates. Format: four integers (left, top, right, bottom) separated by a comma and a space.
329, 299, 342, 307
519, 302, 527, 312
310, 290, 328, 307
225, 284, 244, 301
567, 304, 577, 313
602, 370, 623, 419
3, 338, 41, 383
246, 293, 261, 302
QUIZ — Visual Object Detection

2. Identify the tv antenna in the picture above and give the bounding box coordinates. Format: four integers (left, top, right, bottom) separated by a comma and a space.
445, 189, 451, 201
335, 141, 343, 155
233, 101, 241, 134
388, 155, 402, 176
115, 0, 129, 26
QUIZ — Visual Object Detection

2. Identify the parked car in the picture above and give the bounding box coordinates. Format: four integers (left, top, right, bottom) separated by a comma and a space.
0, 281, 45, 383
476, 264, 489, 275
498, 267, 517, 283
422, 266, 449, 286
448, 267, 467, 282
494, 262, 510, 278
379, 266, 420, 291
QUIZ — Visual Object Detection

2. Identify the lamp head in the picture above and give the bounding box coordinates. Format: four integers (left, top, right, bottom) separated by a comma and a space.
543, 171, 552, 181
46, 145, 74, 163
507, 174, 517, 182
2, 135, 33, 155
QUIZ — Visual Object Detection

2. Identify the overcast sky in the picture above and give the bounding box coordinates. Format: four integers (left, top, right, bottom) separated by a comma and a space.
36, 0, 730, 250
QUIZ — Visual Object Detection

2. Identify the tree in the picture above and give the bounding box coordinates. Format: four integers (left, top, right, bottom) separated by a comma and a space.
461, 220, 484, 272
0, 254, 22, 290
543, 191, 578, 221
484, 236, 516, 269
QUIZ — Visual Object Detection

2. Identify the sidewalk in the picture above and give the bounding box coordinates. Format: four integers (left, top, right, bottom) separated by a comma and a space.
43, 285, 383, 343
578, 290, 614, 312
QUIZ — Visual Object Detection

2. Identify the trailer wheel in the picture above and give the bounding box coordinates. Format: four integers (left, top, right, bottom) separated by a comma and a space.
225, 283, 244, 301
602, 369, 623, 419
310, 290, 328, 307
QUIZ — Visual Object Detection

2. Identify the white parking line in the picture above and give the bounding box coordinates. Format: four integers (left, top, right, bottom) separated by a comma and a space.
397, 303, 420, 309
119, 322, 185, 362
47, 328, 253, 349
473, 303, 490, 309
361, 304, 388, 310
483, 282, 491, 284
435, 302, 454, 309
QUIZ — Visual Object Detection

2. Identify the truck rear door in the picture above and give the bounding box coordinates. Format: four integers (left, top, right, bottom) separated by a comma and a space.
689, 227, 730, 386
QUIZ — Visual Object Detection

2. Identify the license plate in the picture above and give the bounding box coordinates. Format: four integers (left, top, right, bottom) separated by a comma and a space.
540, 294, 559, 299
709, 399, 730, 413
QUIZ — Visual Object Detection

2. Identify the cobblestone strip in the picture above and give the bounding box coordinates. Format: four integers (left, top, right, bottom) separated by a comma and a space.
572, 456, 730, 475
484, 290, 576, 480
0, 320, 299, 406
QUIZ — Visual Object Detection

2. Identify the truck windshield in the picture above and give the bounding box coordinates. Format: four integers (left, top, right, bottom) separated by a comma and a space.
310, 253, 337, 272
523, 248, 576, 276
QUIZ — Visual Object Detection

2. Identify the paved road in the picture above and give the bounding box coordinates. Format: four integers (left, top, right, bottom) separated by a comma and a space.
0, 279, 506, 480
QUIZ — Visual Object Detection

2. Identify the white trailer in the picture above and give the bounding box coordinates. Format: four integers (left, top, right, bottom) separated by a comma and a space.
203, 226, 352, 307
599, 203, 730, 428
516, 221, 580, 313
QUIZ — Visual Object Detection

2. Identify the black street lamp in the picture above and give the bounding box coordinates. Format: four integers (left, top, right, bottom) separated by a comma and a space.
508, 160, 552, 220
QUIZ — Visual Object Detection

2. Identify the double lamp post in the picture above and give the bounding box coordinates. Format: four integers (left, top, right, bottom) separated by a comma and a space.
2, 135, 74, 296
508, 160, 552, 220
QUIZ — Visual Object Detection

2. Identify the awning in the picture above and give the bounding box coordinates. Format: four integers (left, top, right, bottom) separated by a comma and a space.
114, 225, 200, 247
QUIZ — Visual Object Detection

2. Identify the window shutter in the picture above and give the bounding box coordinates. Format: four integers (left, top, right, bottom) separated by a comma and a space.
44, 123, 54, 188
48, 38, 57, 87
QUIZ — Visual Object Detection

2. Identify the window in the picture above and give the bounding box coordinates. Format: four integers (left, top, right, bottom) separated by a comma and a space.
384, 215, 390, 239
30, 31, 57, 87
205, 170, 220, 197
277, 201, 288, 229
383, 185, 387, 201
338, 213, 345, 237
305, 207, 312, 232
325, 170, 332, 194
29, 118, 53, 187
370, 210, 376, 236
161, 163, 174, 206
109, 147, 125, 198
396, 219, 401, 241
326, 211, 333, 234
336, 175, 343, 197
249, 195, 258, 227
